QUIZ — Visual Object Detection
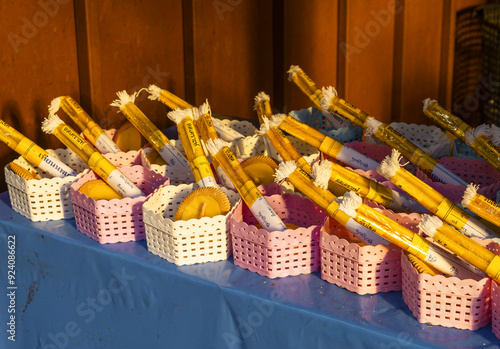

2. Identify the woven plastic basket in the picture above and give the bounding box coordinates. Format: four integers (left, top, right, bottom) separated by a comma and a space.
143, 183, 240, 265
401, 242, 496, 330
5, 148, 87, 222
71, 164, 169, 244
320, 206, 421, 295
229, 192, 327, 278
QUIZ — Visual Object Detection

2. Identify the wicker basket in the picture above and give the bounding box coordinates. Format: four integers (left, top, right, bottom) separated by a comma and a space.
320, 205, 421, 295
5, 148, 87, 222
71, 164, 169, 244
229, 191, 327, 278
143, 183, 241, 265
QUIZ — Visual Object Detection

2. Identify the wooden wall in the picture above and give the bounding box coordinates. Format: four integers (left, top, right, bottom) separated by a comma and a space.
0, 0, 488, 192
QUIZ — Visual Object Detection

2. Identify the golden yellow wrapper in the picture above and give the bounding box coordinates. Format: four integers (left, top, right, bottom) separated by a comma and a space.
423, 100, 472, 141
467, 192, 500, 228
325, 95, 369, 128
470, 134, 500, 172
288, 66, 323, 109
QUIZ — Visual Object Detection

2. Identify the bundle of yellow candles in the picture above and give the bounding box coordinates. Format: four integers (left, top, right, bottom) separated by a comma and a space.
206, 138, 287, 232
286, 65, 469, 187
110, 90, 189, 169
41, 115, 144, 198
423, 99, 500, 172
377, 149, 499, 241
167, 108, 218, 188
274, 160, 389, 246
49, 96, 121, 154
0, 119, 77, 178
337, 191, 485, 279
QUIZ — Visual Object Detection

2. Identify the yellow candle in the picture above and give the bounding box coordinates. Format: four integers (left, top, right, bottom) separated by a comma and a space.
462, 184, 500, 229
0, 119, 77, 177
49, 96, 121, 154
111, 90, 189, 169
42, 115, 144, 198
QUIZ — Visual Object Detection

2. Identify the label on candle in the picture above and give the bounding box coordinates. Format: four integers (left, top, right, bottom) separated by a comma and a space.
425, 244, 485, 279
14, 138, 46, 165
345, 218, 389, 245
94, 133, 121, 154
322, 110, 352, 130
335, 145, 379, 171
461, 216, 497, 239
249, 195, 287, 232
212, 118, 245, 142
159, 142, 189, 168
88, 152, 116, 181
106, 169, 144, 198
430, 163, 468, 186
192, 155, 217, 188
38, 154, 77, 177
215, 165, 235, 189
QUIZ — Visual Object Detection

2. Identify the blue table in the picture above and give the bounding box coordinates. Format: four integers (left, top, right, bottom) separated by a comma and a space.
0, 191, 499, 349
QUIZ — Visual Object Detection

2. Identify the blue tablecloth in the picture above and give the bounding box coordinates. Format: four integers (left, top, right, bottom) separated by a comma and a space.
0, 191, 499, 349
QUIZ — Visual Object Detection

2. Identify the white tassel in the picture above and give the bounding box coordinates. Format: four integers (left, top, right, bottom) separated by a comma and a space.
338, 191, 362, 219
418, 214, 443, 238
270, 113, 286, 128
41, 114, 64, 134
206, 138, 228, 157
287, 65, 301, 82
465, 124, 492, 145
365, 117, 383, 137
377, 149, 407, 180
192, 100, 211, 121
254, 91, 270, 110
48, 97, 61, 117
167, 108, 192, 125
274, 161, 298, 183
422, 98, 437, 112
312, 160, 332, 190
256, 117, 271, 136
110, 90, 136, 110
490, 124, 500, 146
462, 183, 479, 209
146, 84, 162, 101
320, 86, 337, 112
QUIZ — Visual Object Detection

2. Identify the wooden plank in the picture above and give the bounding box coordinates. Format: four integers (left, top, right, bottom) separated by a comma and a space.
0, 0, 80, 191
191, 0, 274, 120
284, 0, 339, 114
339, 0, 396, 124
77, 0, 185, 130
396, 0, 444, 125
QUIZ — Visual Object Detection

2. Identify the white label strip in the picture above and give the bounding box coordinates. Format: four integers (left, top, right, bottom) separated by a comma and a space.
106, 169, 144, 198
38, 154, 78, 177
388, 190, 427, 213
215, 167, 236, 189
424, 244, 486, 279
322, 110, 352, 130
212, 119, 245, 142
196, 176, 219, 188
461, 215, 497, 240
250, 196, 287, 231
345, 218, 389, 246
430, 163, 468, 186
159, 142, 189, 168
94, 133, 121, 154
336, 146, 380, 171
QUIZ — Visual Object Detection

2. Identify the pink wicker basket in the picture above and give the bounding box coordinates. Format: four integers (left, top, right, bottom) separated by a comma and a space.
229, 192, 327, 278
401, 244, 496, 330
320, 205, 421, 295
70, 164, 169, 244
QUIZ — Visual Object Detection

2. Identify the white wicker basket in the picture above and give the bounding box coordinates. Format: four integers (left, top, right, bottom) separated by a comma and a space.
143, 183, 240, 265
5, 148, 87, 221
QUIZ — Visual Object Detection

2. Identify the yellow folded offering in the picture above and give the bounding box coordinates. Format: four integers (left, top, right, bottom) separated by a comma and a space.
111, 90, 189, 169
378, 149, 499, 241
9, 162, 39, 180
49, 96, 121, 154
42, 115, 144, 198
271, 114, 379, 171
240, 156, 278, 186
274, 161, 389, 246
79, 179, 123, 201
174, 186, 231, 221
338, 191, 484, 279
206, 139, 287, 232
419, 214, 498, 282
0, 119, 77, 178
167, 108, 218, 188
462, 184, 500, 228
